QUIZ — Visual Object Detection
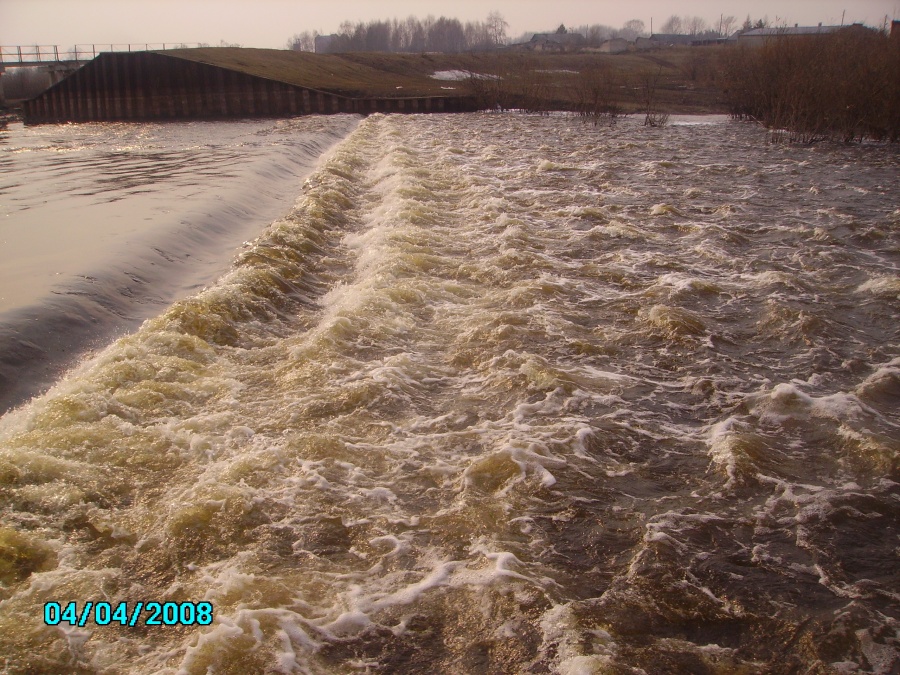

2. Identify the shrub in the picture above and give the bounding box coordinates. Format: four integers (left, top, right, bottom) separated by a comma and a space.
571, 64, 624, 125
720, 26, 900, 142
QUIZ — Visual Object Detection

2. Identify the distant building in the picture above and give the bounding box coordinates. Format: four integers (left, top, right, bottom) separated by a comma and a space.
635, 33, 731, 50
634, 36, 657, 50
314, 34, 337, 54
598, 38, 630, 54
524, 32, 585, 52
737, 24, 842, 47
647, 33, 696, 47
892, 20, 900, 40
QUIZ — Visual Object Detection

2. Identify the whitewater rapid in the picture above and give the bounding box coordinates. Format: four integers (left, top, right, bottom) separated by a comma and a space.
0, 112, 898, 673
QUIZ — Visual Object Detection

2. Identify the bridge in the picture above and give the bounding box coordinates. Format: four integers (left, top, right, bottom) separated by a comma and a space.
1, 44, 203, 66
1, 45, 202, 105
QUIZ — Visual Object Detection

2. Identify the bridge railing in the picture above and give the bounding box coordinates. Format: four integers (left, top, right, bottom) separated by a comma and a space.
1, 44, 203, 65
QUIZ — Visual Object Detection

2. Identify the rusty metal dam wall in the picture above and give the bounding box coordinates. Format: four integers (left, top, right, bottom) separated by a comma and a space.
21, 51, 478, 124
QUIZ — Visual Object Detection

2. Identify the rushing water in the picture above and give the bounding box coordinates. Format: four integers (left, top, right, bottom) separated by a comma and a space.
0, 116, 359, 412
0, 113, 898, 674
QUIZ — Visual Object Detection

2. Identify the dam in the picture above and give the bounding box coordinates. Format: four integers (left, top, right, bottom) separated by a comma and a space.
21, 48, 478, 123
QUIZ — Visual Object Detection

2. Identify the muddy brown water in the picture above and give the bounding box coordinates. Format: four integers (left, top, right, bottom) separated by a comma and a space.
0, 113, 897, 673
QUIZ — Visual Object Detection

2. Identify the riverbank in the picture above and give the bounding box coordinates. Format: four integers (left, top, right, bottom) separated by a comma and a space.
172, 46, 727, 114
12, 46, 727, 123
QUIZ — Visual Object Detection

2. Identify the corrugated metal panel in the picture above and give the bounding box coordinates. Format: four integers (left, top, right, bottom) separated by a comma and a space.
22, 51, 477, 124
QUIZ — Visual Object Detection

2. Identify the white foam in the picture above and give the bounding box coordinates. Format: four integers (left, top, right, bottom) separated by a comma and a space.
2, 107, 896, 674
856, 275, 900, 297
369, 560, 458, 611
707, 417, 743, 488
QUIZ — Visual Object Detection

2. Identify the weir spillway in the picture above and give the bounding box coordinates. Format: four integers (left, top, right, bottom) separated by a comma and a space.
21, 49, 478, 124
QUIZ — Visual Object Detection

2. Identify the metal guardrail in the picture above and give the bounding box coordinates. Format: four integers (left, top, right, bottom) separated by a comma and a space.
1, 44, 203, 65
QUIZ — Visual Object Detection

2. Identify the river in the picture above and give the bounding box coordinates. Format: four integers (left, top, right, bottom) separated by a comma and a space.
0, 113, 898, 673
0, 115, 359, 412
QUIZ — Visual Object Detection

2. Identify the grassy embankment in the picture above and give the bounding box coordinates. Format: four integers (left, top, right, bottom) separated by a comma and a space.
13, 33, 896, 140
2, 46, 723, 117
167, 46, 726, 115
187, 39, 898, 139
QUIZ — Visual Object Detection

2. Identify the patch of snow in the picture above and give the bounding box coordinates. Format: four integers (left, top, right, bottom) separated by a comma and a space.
431, 70, 499, 81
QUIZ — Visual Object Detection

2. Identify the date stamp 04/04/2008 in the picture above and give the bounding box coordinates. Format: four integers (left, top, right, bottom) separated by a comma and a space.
43, 601, 214, 628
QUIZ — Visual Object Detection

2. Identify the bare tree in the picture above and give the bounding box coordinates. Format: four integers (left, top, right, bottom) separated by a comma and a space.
284, 12, 515, 54
407, 16, 427, 51
685, 16, 707, 36
467, 67, 508, 110
366, 21, 391, 51
286, 31, 317, 52
619, 19, 645, 40
390, 19, 405, 51
660, 15, 684, 34
572, 24, 615, 46
520, 69, 552, 114
718, 15, 737, 37
428, 17, 466, 53
486, 11, 509, 46
572, 64, 623, 125
351, 23, 368, 51
640, 66, 669, 127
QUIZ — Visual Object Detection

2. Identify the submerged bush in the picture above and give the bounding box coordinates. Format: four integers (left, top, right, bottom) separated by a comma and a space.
720, 26, 900, 142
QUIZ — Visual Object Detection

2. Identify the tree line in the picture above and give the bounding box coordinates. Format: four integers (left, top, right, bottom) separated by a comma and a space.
287, 13, 509, 54
508, 19, 648, 45
657, 14, 737, 37
287, 12, 763, 55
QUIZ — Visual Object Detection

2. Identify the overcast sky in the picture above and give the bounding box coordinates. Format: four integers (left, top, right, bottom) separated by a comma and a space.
3, 0, 897, 49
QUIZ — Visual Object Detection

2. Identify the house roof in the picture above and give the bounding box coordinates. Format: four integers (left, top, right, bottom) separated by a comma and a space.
741, 25, 842, 37
530, 33, 585, 44
649, 34, 696, 44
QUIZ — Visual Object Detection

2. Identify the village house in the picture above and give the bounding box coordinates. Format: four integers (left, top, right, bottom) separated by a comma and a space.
314, 34, 337, 53
524, 31, 586, 52
736, 24, 844, 47
597, 38, 630, 54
